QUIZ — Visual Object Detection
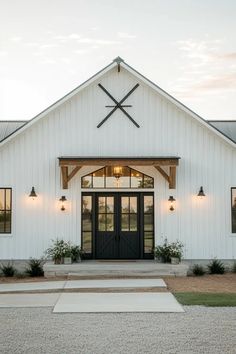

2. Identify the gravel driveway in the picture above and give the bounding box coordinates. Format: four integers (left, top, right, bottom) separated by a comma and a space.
0, 306, 235, 354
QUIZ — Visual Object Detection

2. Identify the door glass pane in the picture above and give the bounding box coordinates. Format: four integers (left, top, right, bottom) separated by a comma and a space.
82, 213, 92, 231
130, 197, 137, 213
82, 232, 92, 253
98, 197, 106, 213
144, 214, 153, 231
130, 214, 137, 231
121, 214, 129, 231
144, 232, 153, 253
98, 214, 106, 231
0, 190, 4, 209
144, 196, 153, 213
106, 214, 114, 231
121, 197, 129, 213
82, 196, 92, 213
106, 197, 114, 213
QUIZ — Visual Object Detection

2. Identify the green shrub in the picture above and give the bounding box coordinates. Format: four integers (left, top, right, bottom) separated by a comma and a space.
192, 264, 206, 276
232, 261, 236, 273
25, 259, 45, 277
0, 262, 16, 277
70, 245, 82, 262
15, 272, 27, 279
207, 259, 225, 274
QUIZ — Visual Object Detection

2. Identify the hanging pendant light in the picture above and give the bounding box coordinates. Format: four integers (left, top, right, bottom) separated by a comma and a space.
29, 187, 37, 199
197, 186, 206, 198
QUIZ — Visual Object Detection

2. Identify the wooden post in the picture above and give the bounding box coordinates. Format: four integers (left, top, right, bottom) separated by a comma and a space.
61, 166, 68, 189
169, 166, 176, 189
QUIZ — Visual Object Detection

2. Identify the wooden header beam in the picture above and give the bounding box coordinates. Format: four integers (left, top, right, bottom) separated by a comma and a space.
59, 157, 180, 167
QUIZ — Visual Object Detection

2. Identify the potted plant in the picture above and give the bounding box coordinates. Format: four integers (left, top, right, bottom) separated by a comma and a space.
154, 239, 184, 264
154, 239, 172, 263
63, 246, 72, 265
46, 239, 70, 264
71, 245, 82, 263
169, 240, 184, 264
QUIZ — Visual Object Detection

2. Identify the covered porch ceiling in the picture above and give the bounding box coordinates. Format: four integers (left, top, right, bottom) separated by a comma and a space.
58, 156, 180, 190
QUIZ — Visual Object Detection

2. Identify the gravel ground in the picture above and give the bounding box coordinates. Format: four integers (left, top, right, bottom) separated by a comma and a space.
0, 307, 235, 354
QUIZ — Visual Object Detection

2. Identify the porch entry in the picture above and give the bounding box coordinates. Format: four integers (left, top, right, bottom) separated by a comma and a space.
82, 192, 154, 259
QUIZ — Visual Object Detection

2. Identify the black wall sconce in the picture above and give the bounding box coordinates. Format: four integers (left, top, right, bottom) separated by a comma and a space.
29, 187, 37, 200
197, 186, 206, 198
59, 196, 67, 211
168, 196, 176, 211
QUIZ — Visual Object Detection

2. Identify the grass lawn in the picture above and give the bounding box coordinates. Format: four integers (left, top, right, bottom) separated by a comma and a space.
175, 292, 236, 306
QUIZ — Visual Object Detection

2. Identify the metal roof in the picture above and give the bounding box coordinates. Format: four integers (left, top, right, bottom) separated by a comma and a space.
0, 121, 27, 142
208, 121, 236, 143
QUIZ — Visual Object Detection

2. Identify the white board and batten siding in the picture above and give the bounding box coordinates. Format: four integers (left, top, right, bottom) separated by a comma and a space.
0, 62, 236, 260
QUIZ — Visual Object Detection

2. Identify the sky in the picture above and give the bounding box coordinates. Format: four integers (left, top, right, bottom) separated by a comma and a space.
0, 0, 236, 121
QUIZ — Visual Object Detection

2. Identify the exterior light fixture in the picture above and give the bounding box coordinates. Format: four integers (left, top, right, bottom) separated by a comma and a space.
113, 166, 123, 187
113, 166, 123, 179
168, 196, 176, 211
197, 186, 206, 198
59, 196, 67, 211
29, 187, 37, 199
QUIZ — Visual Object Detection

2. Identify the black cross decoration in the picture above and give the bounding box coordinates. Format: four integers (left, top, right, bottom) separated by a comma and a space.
97, 83, 140, 128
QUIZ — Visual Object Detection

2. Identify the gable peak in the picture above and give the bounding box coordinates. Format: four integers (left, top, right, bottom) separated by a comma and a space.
113, 56, 125, 64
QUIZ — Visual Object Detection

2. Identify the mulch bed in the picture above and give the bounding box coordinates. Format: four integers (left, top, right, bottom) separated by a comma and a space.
164, 273, 236, 293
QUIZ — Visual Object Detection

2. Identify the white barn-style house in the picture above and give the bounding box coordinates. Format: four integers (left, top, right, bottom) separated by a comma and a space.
0, 57, 236, 262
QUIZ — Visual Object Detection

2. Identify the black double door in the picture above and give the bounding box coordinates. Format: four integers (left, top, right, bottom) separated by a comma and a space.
95, 193, 140, 259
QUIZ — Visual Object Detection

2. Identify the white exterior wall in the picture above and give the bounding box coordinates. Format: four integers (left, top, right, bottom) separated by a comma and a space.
0, 65, 236, 259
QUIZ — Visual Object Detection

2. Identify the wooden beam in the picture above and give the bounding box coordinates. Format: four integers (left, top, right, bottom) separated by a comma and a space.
61, 166, 68, 189
59, 157, 180, 167
68, 166, 82, 182
154, 166, 170, 183
169, 166, 176, 189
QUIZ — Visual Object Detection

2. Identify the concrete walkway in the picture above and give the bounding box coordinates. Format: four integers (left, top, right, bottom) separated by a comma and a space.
0, 278, 184, 313
53, 292, 184, 313
0, 278, 166, 293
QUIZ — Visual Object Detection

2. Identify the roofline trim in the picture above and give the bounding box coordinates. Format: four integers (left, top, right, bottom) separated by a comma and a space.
0, 60, 116, 146
121, 61, 236, 148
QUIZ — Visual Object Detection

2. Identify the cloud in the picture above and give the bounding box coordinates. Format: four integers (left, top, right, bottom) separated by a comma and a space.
40, 44, 59, 49
215, 52, 236, 60
117, 32, 136, 39
193, 73, 236, 91
10, 36, 22, 42
0, 50, 8, 57
74, 49, 88, 54
68, 33, 81, 39
170, 38, 236, 98
40, 58, 57, 64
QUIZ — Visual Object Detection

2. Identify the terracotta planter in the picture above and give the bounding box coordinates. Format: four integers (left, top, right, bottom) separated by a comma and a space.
54, 258, 62, 264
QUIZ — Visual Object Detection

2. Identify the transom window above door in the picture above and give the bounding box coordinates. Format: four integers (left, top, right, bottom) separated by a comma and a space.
81, 166, 154, 189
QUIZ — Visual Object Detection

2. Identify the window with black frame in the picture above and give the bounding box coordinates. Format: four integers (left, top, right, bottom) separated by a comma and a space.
231, 188, 236, 233
0, 188, 12, 234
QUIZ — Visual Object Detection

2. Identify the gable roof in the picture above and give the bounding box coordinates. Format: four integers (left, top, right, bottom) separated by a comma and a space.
0, 121, 27, 142
208, 121, 236, 144
0, 57, 235, 148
